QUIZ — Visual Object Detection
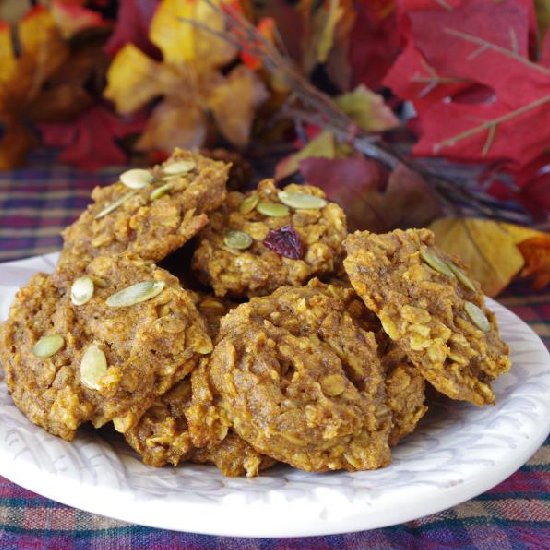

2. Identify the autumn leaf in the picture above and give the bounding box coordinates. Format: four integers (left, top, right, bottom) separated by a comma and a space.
518, 235, 550, 289
50, 0, 106, 38
240, 17, 276, 70
207, 65, 269, 145
150, 0, 236, 67
300, 158, 440, 231
349, 0, 399, 90
274, 130, 345, 180
0, 6, 69, 168
535, 0, 550, 43
335, 84, 399, 131
385, 0, 550, 169
39, 105, 144, 170
104, 0, 159, 58
105, 0, 267, 153
316, 0, 345, 64
430, 217, 544, 296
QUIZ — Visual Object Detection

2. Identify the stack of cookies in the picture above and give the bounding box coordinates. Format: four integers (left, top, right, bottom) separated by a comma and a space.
0, 149, 511, 477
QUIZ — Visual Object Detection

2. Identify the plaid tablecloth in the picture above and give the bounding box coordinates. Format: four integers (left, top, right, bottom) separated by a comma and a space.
0, 159, 549, 550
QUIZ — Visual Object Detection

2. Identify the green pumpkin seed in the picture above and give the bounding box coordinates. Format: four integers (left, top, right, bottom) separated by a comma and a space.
420, 248, 455, 278
464, 301, 491, 333
95, 191, 135, 219
70, 276, 94, 306
239, 193, 259, 214
32, 334, 65, 358
80, 344, 107, 390
224, 230, 253, 250
120, 168, 153, 189
278, 190, 327, 209
162, 159, 196, 176
106, 281, 165, 308
150, 182, 174, 201
257, 202, 290, 217
447, 261, 477, 292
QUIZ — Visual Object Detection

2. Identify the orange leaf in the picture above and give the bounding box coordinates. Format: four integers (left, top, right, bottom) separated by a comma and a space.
518, 235, 550, 290
240, 16, 276, 70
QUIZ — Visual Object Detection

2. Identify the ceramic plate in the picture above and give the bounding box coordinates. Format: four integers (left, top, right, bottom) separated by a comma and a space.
0, 253, 549, 538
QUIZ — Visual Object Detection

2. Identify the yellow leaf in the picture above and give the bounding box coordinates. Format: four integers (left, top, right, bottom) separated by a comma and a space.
19, 6, 67, 76
208, 66, 269, 145
430, 217, 544, 297
0, 22, 16, 85
316, 0, 343, 63
335, 84, 399, 132
150, 0, 236, 67
136, 99, 207, 152
105, 45, 178, 114
104, 1, 267, 153
275, 130, 340, 180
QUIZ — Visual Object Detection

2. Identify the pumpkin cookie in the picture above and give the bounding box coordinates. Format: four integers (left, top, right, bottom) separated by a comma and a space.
0, 253, 211, 441
59, 149, 229, 267
209, 281, 392, 472
383, 343, 427, 446
343, 228, 510, 406
192, 179, 347, 297
125, 301, 273, 477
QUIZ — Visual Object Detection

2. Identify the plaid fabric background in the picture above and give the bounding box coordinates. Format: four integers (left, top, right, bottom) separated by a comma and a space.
0, 156, 549, 549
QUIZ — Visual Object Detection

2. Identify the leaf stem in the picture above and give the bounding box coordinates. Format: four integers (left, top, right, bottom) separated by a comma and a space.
436, 94, 550, 152
444, 28, 550, 76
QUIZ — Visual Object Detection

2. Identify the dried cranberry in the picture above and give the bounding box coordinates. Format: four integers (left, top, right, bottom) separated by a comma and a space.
263, 226, 304, 260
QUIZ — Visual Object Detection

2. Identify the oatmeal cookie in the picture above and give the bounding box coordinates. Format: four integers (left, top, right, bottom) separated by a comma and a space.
192, 179, 347, 297
59, 149, 229, 267
190, 432, 277, 478
210, 281, 392, 472
343, 229, 510, 406
0, 253, 211, 441
125, 306, 273, 477
383, 343, 427, 446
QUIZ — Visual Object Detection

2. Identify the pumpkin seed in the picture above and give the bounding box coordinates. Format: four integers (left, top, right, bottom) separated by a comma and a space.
95, 191, 135, 219
106, 281, 165, 308
150, 182, 174, 201
447, 261, 477, 292
239, 193, 259, 214
70, 276, 94, 306
162, 159, 196, 176
32, 334, 65, 358
464, 301, 491, 333
80, 344, 108, 390
224, 229, 253, 250
278, 190, 327, 209
257, 202, 290, 217
120, 168, 153, 189
420, 248, 455, 278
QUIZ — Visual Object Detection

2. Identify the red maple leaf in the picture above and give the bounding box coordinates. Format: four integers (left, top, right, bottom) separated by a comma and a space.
384, 0, 550, 170
39, 105, 145, 170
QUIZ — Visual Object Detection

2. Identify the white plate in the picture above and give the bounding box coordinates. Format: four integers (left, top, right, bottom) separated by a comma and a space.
0, 253, 549, 538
